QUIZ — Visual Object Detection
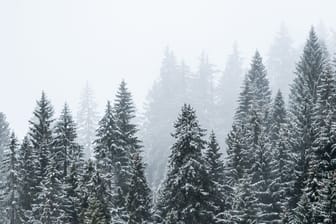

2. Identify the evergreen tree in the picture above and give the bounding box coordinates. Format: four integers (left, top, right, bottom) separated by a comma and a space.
84, 169, 111, 224
126, 152, 153, 224
54, 104, 84, 224
94, 101, 122, 222
32, 147, 68, 223
234, 51, 271, 125
77, 82, 99, 159
78, 159, 95, 223
0, 133, 24, 224
157, 104, 214, 224
288, 27, 328, 210
269, 91, 294, 222
224, 124, 248, 219
17, 136, 39, 222
204, 131, 226, 221
113, 80, 141, 198
226, 51, 273, 223
297, 62, 336, 223
28, 91, 54, 183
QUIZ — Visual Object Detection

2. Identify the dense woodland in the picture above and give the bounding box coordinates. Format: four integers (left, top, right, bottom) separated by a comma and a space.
1, 27, 336, 223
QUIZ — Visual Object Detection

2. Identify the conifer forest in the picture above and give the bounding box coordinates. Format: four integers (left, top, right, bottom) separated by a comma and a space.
2, 1, 336, 224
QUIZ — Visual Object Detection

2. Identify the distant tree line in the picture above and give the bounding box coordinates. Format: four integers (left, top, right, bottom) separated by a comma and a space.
1, 27, 336, 223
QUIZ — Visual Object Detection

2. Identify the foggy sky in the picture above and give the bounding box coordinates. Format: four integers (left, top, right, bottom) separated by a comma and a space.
1, 0, 336, 137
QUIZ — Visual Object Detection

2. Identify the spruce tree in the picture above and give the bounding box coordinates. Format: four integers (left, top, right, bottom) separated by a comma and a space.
94, 101, 122, 222
32, 147, 68, 223
299, 62, 336, 223
157, 104, 214, 224
17, 136, 39, 222
288, 27, 328, 211
113, 80, 141, 209
126, 152, 153, 224
78, 159, 95, 223
204, 131, 226, 221
269, 90, 294, 222
0, 133, 24, 224
28, 91, 55, 185
84, 169, 110, 224
54, 103, 84, 224
225, 51, 273, 223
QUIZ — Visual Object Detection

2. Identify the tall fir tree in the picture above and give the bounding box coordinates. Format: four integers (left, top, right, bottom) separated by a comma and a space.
17, 136, 39, 222
226, 51, 273, 223
204, 131, 226, 222
84, 169, 111, 224
269, 90, 294, 222
94, 101, 123, 222
295, 61, 336, 223
28, 91, 54, 183
0, 133, 25, 224
126, 152, 153, 224
288, 27, 328, 212
156, 104, 215, 224
113, 80, 141, 198
54, 103, 84, 224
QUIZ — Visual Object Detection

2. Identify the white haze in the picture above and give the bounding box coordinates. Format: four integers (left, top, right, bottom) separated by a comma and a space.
0, 0, 336, 137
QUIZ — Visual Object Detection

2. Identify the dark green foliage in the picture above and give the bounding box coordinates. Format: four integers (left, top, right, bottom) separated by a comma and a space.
157, 104, 215, 224
126, 152, 153, 224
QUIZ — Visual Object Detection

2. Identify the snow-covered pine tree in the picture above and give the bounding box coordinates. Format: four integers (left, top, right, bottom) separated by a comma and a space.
126, 151, 153, 224
54, 103, 84, 224
94, 101, 123, 222
28, 91, 55, 186
32, 158, 68, 223
231, 173, 258, 224
288, 27, 328, 211
84, 169, 111, 224
113, 80, 141, 203
0, 133, 24, 224
27, 92, 55, 222
226, 51, 273, 223
78, 159, 95, 223
223, 124, 248, 222
298, 60, 336, 223
204, 131, 226, 222
269, 90, 294, 222
246, 108, 276, 223
156, 104, 215, 224
77, 82, 99, 159
17, 136, 39, 222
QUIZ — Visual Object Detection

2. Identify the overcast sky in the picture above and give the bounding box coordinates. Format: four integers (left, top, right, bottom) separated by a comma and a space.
1, 0, 336, 137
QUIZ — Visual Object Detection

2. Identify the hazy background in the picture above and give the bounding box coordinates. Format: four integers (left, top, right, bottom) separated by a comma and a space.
1, 0, 336, 137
